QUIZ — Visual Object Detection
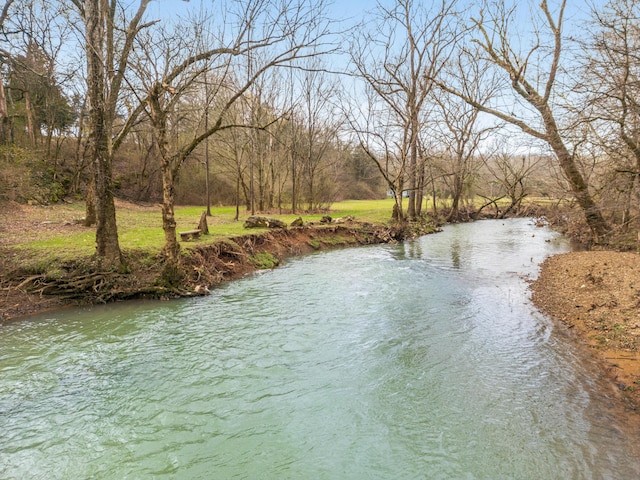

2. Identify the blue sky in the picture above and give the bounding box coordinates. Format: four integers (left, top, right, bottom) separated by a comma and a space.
146, 0, 604, 32
147, 0, 374, 24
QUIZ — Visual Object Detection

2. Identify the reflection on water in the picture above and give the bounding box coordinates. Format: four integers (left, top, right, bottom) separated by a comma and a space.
450, 239, 461, 268
1, 218, 639, 479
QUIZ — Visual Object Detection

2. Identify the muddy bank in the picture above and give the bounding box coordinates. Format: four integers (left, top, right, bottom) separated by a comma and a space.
0, 222, 430, 323
531, 251, 640, 410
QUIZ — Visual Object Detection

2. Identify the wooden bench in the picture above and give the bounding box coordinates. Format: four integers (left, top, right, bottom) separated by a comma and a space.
179, 229, 201, 241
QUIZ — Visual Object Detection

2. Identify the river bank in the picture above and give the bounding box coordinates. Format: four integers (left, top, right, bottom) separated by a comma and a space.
531, 250, 640, 410
0, 208, 432, 322
1, 202, 639, 411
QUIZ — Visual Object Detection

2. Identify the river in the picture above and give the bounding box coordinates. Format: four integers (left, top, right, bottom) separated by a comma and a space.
1, 218, 639, 479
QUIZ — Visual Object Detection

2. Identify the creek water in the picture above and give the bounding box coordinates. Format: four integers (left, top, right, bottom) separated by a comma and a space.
1, 218, 639, 479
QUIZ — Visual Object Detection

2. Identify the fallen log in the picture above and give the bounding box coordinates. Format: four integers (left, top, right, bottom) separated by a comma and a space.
243, 216, 287, 229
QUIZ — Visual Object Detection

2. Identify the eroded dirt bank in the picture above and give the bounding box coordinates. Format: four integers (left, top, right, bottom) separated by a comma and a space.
0, 222, 422, 323
531, 251, 640, 410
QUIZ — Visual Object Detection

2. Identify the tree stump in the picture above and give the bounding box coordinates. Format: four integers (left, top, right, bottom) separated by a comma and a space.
198, 210, 209, 235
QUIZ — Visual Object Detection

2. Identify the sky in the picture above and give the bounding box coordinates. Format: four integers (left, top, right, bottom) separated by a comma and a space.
147, 0, 375, 23
144, 0, 608, 50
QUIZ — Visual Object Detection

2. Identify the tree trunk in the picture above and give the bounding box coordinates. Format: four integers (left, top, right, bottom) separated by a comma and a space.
24, 92, 36, 145
84, 179, 96, 226
0, 73, 9, 144
542, 107, 609, 240
555, 147, 608, 240
291, 150, 297, 214
85, 0, 122, 267
448, 173, 462, 221
431, 186, 437, 214
394, 190, 404, 222
161, 161, 180, 267
94, 174, 122, 263
407, 125, 418, 219
235, 161, 241, 221
149, 90, 181, 274
159, 160, 182, 286
416, 160, 425, 216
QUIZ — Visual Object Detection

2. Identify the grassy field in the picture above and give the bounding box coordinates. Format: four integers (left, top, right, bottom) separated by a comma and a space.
9, 199, 399, 263
8, 195, 549, 266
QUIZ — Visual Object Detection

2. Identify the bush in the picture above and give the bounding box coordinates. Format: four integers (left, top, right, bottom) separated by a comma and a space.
249, 252, 280, 269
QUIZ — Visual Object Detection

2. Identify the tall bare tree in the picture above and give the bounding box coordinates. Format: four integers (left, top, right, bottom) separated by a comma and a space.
297, 61, 342, 210
129, 0, 332, 278
0, 0, 16, 144
348, 0, 458, 221
581, 0, 640, 229
436, 0, 609, 240
431, 53, 497, 221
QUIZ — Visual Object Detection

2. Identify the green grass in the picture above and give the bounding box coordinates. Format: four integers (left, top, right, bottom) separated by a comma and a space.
9, 199, 398, 262
249, 252, 280, 269
11, 195, 556, 263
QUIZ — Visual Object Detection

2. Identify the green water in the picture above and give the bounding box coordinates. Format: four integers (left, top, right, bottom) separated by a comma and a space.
1, 219, 639, 479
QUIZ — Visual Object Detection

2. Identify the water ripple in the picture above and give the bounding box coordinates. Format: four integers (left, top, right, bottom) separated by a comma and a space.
1, 219, 639, 479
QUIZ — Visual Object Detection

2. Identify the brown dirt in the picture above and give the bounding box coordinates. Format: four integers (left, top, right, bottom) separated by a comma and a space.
0, 201, 89, 246
0, 201, 88, 320
531, 251, 640, 410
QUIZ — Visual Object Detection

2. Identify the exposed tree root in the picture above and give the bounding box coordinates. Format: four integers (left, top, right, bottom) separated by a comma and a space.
1, 221, 439, 321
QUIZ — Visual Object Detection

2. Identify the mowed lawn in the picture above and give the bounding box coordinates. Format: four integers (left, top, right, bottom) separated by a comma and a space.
8, 199, 398, 262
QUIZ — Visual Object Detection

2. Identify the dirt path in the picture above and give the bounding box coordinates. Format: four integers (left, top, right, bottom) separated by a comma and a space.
531, 251, 640, 410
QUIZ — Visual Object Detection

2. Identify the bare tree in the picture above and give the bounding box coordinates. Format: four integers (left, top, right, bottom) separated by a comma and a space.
436, 0, 608, 240
7, 0, 77, 176
581, 0, 640, 229
71, 0, 156, 267
480, 144, 541, 218
128, 0, 332, 279
348, 0, 458, 221
432, 105, 485, 221
297, 61, 342, 210
431, 53, 497, 221
0, 0, 16, 144
346, 81, 408, 221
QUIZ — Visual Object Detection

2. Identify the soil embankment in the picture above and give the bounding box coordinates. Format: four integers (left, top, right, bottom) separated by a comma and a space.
531, 251, 640, 410
0, 220, 420, 323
